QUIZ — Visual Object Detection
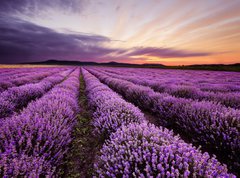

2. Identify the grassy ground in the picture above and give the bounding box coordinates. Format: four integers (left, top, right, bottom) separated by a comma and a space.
61, 73, 101, 177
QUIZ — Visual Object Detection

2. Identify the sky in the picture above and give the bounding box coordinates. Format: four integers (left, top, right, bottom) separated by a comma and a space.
0, 0, 240, 65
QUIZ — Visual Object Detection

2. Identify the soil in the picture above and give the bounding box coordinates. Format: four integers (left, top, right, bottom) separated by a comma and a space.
60, 73, 102, 177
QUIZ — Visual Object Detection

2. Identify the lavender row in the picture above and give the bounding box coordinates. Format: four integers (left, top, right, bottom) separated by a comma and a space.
0, 68, 80, 177
130, 68, 240, 92
0, 69, 74, 119
0, 67, 58, 80
82, 68, 144, 136
0, 68, 40, 78
102, 67, 240, 93
0, 71, 51, 92
4, 68, 65, 86
87, 68, 240, 172
96, 122, 234, 177
99, 68, 240, 109
0, 67, 67, 92
82, 68, 234, 177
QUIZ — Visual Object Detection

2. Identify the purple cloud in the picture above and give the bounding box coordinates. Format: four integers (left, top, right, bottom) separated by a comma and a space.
0, 0, 88, 15
128, 47, 212, 58
0, 16, 116, 63
0, 16, 214, 64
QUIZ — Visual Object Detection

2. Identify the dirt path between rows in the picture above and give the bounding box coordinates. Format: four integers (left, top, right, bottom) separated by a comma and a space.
61, 74, 102, 177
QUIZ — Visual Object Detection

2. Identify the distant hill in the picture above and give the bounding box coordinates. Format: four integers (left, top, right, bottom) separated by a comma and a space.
27, 59, 98, 66
25, 60, 240, 72
172, 63, 240, 72
26, 59, 166, 68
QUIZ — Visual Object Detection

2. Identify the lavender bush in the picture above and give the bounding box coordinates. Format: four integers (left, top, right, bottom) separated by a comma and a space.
95, 122, 235, 177
0, 68, 80, 177
0, 69, 73, 118
82, 68, 145, 136
0, 67, 67, 92
87, 68, 240, 171
99, 67, 240, 93
98, 68, 240, 109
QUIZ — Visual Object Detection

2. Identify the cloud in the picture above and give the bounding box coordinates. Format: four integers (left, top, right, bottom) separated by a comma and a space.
0, 0, 88, 16
0, 16, 114, 63
0, 16, 214, 64
128, 47, 212, 58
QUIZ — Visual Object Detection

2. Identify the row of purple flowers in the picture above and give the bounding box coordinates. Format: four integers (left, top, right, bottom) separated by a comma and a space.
98, 68, 240, 109
0, 68, 80, 177
0, 67, 68, 92
87, 68, 240, 173
82, 68, 234, 177
102, 67, 240, 93
0, 69, 74, 119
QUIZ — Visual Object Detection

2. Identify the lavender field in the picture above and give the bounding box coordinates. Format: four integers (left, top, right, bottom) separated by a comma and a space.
0, 66, 239, 177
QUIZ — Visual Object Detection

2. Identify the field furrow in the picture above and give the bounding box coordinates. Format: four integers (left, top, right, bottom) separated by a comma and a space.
0, 68, 68, 92
82, 68, 235, 177
0, 66, 239, 177
86, 67, 240, 174
97, 68, 240, 109
0, 68, 74, 119
0, 68, 80, 176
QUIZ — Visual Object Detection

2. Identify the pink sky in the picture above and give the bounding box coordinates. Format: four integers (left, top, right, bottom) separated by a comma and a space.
0, 0, 240, 65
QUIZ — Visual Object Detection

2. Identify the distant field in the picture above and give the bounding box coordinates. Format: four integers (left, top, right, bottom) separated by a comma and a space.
0, 64, 61, 68
169, 64, 240, 72
0, 66, 239, 177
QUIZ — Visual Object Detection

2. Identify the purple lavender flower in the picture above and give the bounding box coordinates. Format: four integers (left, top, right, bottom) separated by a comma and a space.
0, 68, 80, 177
82, 69, 145, 136
0, 68, 74, 118
95, 122, 235, 177
86, 67, 240, 171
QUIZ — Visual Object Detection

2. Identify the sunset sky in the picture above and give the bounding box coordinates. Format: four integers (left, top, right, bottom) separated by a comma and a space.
0, 0, 240, 65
